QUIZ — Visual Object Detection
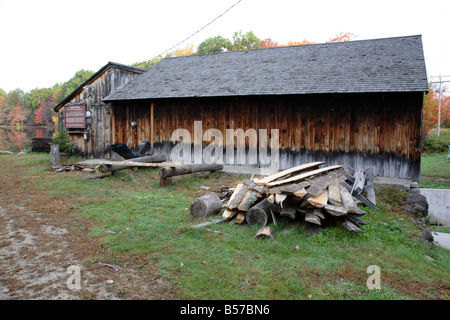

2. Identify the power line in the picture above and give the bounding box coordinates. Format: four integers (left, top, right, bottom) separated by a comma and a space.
150, 0, 242, 60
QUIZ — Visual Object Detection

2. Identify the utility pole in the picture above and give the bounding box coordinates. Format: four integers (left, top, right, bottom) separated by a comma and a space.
429, 75, 450, 136
438, 75, 442, 136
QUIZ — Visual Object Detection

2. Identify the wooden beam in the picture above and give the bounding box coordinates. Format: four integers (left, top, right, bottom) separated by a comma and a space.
265, 165, 342, 187
307, 189, 328, 208
253, 161, 325, 186
99, 161, 182, 168
341, 181, 378, 211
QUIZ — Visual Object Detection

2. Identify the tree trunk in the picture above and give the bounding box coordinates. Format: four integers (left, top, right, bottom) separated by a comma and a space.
98, 155, 167, 173
160, 163, 223, 186
246, 198, 271, 226
190, 193, 223, 218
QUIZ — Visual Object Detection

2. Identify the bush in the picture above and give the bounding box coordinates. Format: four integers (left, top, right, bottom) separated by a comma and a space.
422, 135, 450, 153
50, 128, 76, 153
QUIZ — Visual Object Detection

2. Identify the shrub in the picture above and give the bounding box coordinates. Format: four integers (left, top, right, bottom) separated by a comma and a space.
50, 128, 76, 153
422, 135, 450, 153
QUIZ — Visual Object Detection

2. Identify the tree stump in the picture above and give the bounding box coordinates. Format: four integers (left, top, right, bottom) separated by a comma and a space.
190, 193, 223, 218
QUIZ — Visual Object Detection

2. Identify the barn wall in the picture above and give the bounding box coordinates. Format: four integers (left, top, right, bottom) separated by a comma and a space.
109, 92, 423, 180
57, 67, 142, 158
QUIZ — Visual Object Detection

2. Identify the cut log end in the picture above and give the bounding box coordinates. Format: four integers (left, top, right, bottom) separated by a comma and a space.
255, 227, 276, 240
190, 193, 223, 218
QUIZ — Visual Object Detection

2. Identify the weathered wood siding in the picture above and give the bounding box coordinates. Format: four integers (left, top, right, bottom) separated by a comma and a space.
57, 67, 142, 158
109, 92, 423, 180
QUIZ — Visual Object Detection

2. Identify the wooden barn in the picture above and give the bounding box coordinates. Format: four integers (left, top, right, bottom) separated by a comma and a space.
102, 35, 429, 181
53, 61, 145, 158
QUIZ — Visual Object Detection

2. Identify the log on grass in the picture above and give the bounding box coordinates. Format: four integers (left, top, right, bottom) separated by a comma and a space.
190, 193, 223, 218
255, 227, 276, 240
246, 198, 271, 226
99, 155, 167, 173
160, 163, 223, 186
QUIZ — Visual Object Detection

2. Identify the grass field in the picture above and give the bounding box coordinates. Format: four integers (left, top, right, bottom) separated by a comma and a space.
420, 152, 450, 189
0, 153, 449, 300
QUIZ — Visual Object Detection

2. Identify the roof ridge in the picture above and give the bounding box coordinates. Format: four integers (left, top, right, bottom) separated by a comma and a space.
161, 34, 423, 60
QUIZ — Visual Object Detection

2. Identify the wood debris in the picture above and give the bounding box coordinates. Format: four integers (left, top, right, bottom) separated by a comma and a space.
52, 164, 89, 172
190, 162, 379, 237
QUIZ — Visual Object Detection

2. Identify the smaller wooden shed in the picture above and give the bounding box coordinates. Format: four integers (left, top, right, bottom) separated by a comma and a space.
53, 61, 145, 158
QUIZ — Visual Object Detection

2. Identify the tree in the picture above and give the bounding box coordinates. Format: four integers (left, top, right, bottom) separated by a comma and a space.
259, 38, 280, 49
287, 39, 315, 46
327, 32, 356, 43
7, 102, 26, 125
53, 69, 94, 104
4, 89, 24, 113
422, 84, 450, 133
228, 30, 261, 51
166, 42, 196, 58
0, 88, 6, 125
23, 87, 54, 113
197, 35, 231, 54
132, 56, 163, 70
35, 96, 55, 126
51, 127, 75, 153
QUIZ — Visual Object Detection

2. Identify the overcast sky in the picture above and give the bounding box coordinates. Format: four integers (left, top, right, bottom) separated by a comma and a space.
1, 0, 449, 93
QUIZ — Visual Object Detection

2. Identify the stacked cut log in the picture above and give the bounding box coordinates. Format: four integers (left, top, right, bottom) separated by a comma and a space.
216, 162, 378, 237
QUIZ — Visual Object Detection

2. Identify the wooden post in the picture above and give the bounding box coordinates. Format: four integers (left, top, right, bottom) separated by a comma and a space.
50, 144, 60, 166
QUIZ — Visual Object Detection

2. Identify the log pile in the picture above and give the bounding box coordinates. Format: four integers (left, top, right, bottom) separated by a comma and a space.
191, 162, 379, 238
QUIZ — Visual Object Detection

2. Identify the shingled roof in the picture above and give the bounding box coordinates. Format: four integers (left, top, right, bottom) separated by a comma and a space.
103, 35, 428, 102
54, 62, 145, 111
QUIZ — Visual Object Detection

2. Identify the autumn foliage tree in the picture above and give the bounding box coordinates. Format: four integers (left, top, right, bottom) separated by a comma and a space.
34, 96, 55, 126
423, 84, 450, 134
7, 102, 27, 127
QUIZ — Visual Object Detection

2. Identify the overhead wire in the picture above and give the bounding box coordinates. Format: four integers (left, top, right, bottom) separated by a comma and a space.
150, 0, 242, 60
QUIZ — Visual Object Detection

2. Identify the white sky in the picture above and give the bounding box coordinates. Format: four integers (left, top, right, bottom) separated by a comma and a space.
1, 0, 449, 93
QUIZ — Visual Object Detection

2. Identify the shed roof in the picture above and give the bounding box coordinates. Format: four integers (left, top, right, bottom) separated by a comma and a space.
54, 61, 145, 111
103, 35, 428, 102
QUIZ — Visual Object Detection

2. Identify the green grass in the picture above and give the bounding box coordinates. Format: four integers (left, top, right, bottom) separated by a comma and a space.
2, 153, 449, 300
420, 152, 450, 189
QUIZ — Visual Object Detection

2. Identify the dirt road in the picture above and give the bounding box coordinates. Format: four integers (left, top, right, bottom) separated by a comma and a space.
0, 195, 177, 300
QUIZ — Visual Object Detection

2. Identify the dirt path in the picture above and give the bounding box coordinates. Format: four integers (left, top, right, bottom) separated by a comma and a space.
0, 195, 177, 300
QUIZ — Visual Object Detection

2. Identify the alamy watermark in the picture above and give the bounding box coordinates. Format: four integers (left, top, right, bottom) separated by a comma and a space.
366, 265, 381, 290
170, 121, 280, 169
66, 265, 81, 290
